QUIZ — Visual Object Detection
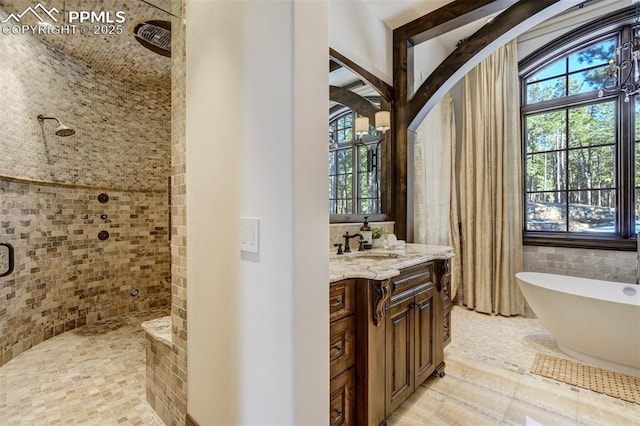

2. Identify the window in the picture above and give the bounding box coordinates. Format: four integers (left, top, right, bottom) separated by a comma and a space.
329, 110, 383, 216
521, 26, 638, 249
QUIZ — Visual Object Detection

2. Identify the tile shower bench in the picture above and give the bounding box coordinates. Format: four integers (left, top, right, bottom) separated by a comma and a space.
141, 316, 173, 424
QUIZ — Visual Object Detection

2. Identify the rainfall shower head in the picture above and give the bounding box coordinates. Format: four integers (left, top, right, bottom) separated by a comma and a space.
37, 114, 76, 137
133, 20, 171, 57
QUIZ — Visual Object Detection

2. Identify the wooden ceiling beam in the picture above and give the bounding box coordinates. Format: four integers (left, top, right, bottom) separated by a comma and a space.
330, 48, 393, 102
395, 0, 517, 46
408, 0, 571, 127
329, 86, 379, 122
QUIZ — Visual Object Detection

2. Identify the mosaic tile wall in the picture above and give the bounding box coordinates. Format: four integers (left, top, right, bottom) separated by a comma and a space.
0, 10, 171, 190
524, 245, 637, 283
146, 333, 179, 425
0, 8, 172, 368
0, 178, 171, 367
152, 0, 188, 424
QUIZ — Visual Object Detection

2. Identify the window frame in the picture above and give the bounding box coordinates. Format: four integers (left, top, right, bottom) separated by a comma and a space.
519, 20, 637, 251
329, 108, 387, 220
329, 49, 394, 224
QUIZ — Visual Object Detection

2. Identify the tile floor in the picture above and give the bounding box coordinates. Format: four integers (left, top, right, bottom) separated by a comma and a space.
1, 305, 638, 425
388, 306, 640, 426
0, 310, 167, 426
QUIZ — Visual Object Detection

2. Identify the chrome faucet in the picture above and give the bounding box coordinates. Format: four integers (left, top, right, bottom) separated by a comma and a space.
342, 232, 363, 253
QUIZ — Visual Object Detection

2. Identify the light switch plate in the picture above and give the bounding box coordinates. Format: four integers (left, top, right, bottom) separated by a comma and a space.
240, 217, 260, 254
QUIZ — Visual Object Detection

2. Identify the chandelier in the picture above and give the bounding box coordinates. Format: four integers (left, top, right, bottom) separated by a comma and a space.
599, 1, 640, 102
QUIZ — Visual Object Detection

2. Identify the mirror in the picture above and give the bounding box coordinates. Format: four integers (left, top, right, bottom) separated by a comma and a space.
329, 50, 393, 223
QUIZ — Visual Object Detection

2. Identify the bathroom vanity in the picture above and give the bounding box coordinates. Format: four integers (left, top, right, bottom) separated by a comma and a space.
329, 244, 454, 425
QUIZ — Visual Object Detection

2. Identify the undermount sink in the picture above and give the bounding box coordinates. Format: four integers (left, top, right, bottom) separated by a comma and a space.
341, 250, 403, 259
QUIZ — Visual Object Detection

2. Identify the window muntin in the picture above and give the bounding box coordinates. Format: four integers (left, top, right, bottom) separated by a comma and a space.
524, 100, 617, 233
636, 99, 640, 229
329, 110, 382, 215
522, 25, 640, 248
525, 38, 616, 105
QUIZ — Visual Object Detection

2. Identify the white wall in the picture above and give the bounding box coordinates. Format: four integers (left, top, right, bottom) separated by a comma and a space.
186, 1, 329, 424
412, 38, 448, 96
518, 0, 630, 61
329, 0, 392, 84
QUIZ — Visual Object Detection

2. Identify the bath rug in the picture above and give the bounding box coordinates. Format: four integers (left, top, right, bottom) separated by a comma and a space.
530, 353, 640, 404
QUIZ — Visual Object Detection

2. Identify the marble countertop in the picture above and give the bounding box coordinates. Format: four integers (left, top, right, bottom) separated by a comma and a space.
329, 243, 454, 283
141, 315, 172, 346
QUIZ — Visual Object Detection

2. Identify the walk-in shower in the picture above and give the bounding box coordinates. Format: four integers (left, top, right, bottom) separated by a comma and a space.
37, 114, 76, 137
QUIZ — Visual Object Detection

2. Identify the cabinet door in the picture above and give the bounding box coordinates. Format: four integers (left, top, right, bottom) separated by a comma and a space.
385, 297, 414, 415
414, 286, 436, 386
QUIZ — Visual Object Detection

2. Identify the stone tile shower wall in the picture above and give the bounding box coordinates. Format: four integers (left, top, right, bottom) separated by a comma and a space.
0, 20, 170, 189
0, 10, 171, 366
160, 1, 188, 424
0, 179, 170, 366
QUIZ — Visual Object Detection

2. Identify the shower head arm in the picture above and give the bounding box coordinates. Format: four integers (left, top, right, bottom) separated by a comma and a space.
37, 115, 62, 125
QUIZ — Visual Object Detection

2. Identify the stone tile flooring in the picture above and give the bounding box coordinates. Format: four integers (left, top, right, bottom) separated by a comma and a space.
1, 305, 638, 425
0, 310, 167, 426
388, 306, 640, 425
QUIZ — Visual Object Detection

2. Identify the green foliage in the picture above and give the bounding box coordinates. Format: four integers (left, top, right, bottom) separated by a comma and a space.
371, 227, 384, 239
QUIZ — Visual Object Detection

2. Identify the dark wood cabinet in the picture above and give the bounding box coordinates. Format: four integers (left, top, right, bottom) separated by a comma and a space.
384, 294, 415, 414
439, 260, 452, 348
414, 286, 437, 386
329, 279, 356, 425
330, 258, 451, 425
330, 367, 355, 425
330, 316, 355, 379
385, 280, 438, 414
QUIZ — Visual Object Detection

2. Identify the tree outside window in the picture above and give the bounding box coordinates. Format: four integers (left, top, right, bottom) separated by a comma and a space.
329, 110, 382, 216
521, 28, 638, 248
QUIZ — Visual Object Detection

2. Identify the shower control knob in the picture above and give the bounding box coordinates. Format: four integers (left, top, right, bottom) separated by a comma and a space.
98, 193, 109, 203
100, 214, 108, 220
98, 230, 110, 241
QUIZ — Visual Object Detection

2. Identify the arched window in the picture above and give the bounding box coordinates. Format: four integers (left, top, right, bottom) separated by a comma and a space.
520, 15, 639, 249
328, 109, 383, 215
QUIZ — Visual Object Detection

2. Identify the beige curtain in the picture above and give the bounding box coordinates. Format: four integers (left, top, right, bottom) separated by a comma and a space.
460, 40, 524, 316
413, 93, 461, 301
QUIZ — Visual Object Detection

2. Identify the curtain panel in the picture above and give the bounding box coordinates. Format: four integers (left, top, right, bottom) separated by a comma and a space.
460, 40, 524, 316
413, 92, 461, 301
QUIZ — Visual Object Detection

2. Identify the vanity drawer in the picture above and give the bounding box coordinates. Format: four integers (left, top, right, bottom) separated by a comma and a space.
390, 262, 433, 297
330, 279, 355, 322
329, 367, 355, 425
330, 315, 355, 378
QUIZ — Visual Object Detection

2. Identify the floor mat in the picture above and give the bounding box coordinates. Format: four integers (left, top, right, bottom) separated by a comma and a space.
531, 353, 640, 404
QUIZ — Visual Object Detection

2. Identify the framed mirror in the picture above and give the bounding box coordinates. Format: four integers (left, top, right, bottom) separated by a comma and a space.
329, 49, 394, 223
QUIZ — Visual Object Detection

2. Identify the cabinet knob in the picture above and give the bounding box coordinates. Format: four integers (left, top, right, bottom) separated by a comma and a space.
330, 344, 344, 359
329, 298, 343, 308
330, 409, 343, 424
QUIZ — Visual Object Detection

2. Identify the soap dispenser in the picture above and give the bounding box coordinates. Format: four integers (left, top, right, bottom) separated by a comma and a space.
360, 216, 372, 249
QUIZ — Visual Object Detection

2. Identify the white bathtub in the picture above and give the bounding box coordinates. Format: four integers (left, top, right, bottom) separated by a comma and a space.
516, 272, 640, 377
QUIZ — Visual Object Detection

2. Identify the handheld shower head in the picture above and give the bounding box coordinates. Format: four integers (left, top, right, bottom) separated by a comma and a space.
37, 114, 76, 137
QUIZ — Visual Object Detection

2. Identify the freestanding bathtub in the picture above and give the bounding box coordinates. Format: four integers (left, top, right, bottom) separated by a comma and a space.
516, 272, 640, 377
